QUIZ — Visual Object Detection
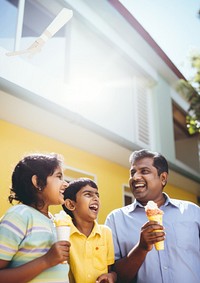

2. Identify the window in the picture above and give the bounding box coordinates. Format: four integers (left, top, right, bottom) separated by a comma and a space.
173, 102, 189, 141
123, 184, 134, 206
0, 0, 19, 50
173, 102, 200, 172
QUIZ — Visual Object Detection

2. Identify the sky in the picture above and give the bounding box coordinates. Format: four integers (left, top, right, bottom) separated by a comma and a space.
120, 0, 200, 80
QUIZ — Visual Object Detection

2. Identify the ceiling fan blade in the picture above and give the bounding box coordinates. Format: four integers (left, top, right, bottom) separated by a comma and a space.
6, 8, 73, 57
41, 8, 73, 41
6, 49, 29, 56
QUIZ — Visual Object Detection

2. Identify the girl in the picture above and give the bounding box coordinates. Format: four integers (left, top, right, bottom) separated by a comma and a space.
0, 153, 70, 283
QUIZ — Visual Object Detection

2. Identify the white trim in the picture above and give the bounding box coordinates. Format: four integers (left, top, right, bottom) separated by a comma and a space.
64, 165, 97, 183
14, 0, 25, 51
170, 87, 189, 112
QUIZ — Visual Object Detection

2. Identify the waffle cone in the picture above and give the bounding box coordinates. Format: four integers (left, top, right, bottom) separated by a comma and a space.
147, 214, 164, 250
147, 214, 163, 224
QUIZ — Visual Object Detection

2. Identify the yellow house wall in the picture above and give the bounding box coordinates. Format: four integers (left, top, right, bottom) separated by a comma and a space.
0, 120, 128, 223
164, 185, 197, 204
0, 120, 198, 224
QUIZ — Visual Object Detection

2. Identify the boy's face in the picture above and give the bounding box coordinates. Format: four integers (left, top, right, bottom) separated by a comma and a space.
73, 185, 100, 221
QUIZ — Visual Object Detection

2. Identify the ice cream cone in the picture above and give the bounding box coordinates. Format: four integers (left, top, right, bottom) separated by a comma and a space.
145, 201, 164, 251
147, 214, 164, 250
54, 211, 72, 263
56, 225, 70, 241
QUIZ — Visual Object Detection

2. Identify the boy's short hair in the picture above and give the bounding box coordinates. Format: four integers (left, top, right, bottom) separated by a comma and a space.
62, 178, 98, 218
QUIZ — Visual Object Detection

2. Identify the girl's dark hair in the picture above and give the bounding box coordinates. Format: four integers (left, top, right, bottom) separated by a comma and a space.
9, 153, 64, 207
62, 178, 98, 218
129, 149, 169, 176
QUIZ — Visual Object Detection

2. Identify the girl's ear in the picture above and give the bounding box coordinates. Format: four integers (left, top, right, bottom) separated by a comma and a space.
31, 175, 42, 191
31, 175, 38, 188
64, 199, 76, 211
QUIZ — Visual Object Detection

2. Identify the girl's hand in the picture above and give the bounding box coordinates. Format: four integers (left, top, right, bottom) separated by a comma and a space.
96, 271, 117, 283
0, 241, 71, 283
43, 241, 71, 267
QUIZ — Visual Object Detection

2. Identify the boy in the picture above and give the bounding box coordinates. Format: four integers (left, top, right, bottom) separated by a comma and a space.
62, 178, 117, 283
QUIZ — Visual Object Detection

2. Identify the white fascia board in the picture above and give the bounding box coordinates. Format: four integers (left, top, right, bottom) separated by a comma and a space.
170, 87, 189, 112
64, 0, 158, 81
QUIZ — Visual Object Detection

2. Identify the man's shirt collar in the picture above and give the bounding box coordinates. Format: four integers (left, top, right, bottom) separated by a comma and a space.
129, 192, 180, 212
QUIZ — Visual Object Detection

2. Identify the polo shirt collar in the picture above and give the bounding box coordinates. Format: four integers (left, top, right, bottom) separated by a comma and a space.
70, 220, 101, 237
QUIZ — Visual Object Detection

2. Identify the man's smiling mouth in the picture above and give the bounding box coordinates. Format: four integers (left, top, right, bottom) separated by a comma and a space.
134, 183, 146, 190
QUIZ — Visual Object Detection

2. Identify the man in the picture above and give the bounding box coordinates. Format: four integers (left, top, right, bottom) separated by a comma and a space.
105, 149, 200, 283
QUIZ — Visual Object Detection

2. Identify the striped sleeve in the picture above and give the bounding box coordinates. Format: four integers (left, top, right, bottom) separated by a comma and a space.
0, 211, 27, 260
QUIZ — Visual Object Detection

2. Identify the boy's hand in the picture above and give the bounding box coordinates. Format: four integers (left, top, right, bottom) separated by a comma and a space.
96, 271, 117, 283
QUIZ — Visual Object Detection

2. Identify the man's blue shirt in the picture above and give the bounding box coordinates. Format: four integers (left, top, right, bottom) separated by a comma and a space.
105, 193, 200, 283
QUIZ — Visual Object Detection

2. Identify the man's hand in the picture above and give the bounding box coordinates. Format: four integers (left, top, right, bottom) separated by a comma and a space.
139, 221, 165, 251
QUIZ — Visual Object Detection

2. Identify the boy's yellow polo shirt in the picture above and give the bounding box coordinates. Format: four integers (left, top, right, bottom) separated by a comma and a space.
69, 220, 114, 283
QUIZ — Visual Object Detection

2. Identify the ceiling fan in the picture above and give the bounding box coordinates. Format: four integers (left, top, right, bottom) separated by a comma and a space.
6, 8, 73, 57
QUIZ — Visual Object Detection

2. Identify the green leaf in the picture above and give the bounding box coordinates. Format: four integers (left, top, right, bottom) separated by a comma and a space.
176, 55, 200, 135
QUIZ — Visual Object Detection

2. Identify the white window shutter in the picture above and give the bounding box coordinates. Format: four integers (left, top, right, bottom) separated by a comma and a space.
133, 77, 152, 147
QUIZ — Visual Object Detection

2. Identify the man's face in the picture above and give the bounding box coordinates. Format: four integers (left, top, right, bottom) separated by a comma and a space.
129, 157, 166, 206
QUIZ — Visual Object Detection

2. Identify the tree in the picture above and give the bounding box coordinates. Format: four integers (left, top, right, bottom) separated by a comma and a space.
176, 53, 200, 135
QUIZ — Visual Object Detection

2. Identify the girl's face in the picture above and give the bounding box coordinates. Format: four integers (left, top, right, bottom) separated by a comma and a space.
42, 166, 67, 206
